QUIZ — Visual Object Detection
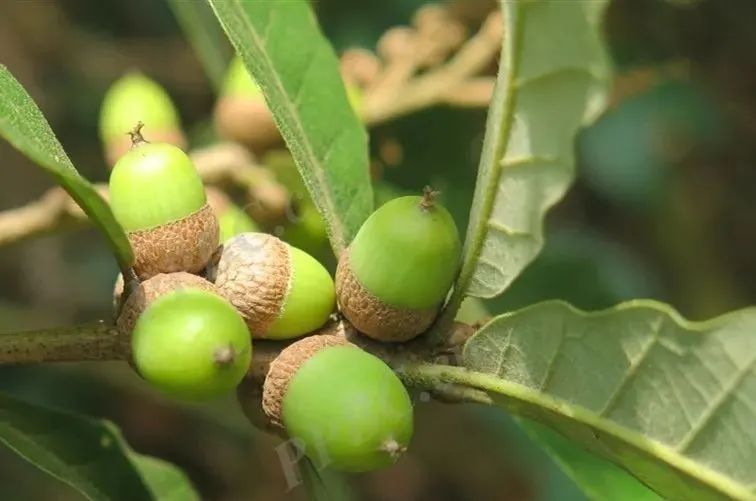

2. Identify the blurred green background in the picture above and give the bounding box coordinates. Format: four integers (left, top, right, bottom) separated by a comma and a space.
1, 0, 755, 499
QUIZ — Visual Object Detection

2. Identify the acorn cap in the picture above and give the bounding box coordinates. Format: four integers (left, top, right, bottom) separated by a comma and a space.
129, 203, 219, 280
214, 96, 281, 153
210, 233, 290, 335
214, 56, 281, 152
262, 334, 351, 427
336, 250, 438, 342
117, 272, 217, 335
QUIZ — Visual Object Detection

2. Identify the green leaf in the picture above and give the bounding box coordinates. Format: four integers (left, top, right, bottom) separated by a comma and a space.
0, 66, 133, 271
167, 0, 231, 93
457, 298, 657, 499
455, 1, 611, 303
457, 301, 756, 500
206, 0, 373, 254
133, 456, 200, 501
0, 391, 198, 500
518, 419, 662, 501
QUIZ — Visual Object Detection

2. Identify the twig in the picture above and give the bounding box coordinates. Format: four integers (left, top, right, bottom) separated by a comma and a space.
359, 9, 502, 125
0, 322, 127, 364
0, 142, 290, 248
0, 187, 91, 247
0, 318, 473, 380
190, 142, 289, 225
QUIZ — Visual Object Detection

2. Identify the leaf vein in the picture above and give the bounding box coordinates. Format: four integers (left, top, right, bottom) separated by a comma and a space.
221, 0, 346, 250
676, 353, 756, 452
598, 316, 664, 417
513, 66, 603, 91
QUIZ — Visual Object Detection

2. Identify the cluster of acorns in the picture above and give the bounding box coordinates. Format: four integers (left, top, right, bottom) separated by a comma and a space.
101, 66, 460, 473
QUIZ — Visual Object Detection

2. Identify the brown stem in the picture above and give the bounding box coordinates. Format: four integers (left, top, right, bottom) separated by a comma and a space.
127, 121, 148, 147
0, 143, 291, 249
0, 319, 473, 380
419, 185, 440, 209
0, 322, 128, 364
189, 143, 290, 224
362, 10, 502, 125
0, 188, 86, 247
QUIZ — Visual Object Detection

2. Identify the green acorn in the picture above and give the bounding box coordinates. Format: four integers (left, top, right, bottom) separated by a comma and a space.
336, 188, 461, 341
208, 232, 335, 340
109, 125, 219, 279
214, 56, 280, 153
99, 72, 186, 166
214, 57, 363, 152
118, 272, 252, 400
262, 335, 413, 472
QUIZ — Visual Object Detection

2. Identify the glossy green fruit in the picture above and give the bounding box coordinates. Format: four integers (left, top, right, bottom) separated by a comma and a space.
131, 288, 252, 400
263, 335, 413, 472
109, 139, 218, 279
110, 142, 205, 231
336, 191, 461, 341
99, 73, 185, 165
210, 233, 335, 340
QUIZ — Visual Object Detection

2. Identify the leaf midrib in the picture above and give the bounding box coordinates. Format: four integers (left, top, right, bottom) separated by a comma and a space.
456, 1, 522, 301
401, 362, 753, 501
215, 0, 347, 252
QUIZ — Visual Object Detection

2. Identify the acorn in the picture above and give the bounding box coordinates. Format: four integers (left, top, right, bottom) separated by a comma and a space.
108, 124, 219, 279
214, 56, 281, 153
205, 187, 259, 243
262, 335, 413, 472
208, 233, 335, 339
336, 188, 461, 341
118, 272, 252, 400
214, 57, 364, 152
99, 72, 186, 166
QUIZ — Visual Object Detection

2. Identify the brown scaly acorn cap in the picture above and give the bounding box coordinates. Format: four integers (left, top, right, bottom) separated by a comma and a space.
262, 334, 352, 427
214, 97, 282, 153
208, 233, 290, 337
116, 272, 217, 336
129, 203, 219, 280
335, 250, 439, 342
